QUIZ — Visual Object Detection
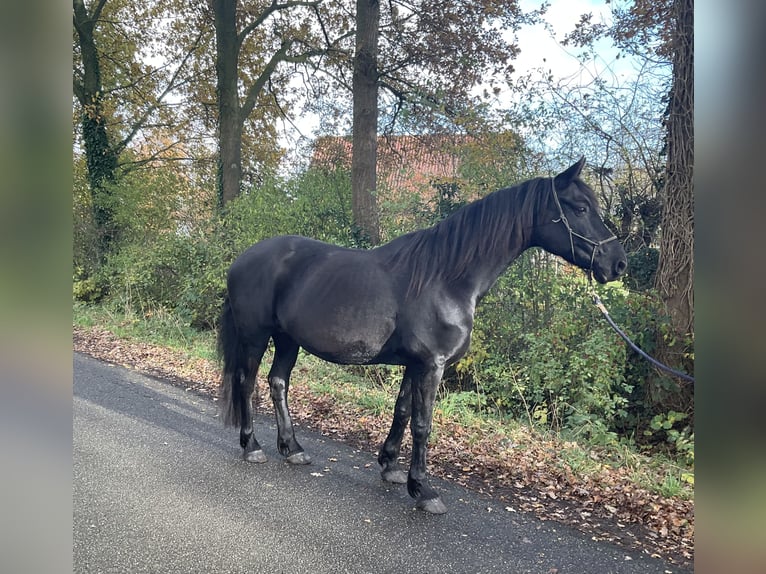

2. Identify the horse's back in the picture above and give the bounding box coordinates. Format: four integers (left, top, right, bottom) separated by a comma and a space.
232, 233, 334, 264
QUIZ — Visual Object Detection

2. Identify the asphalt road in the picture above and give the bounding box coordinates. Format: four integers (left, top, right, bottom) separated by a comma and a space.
73, 353, 688, 574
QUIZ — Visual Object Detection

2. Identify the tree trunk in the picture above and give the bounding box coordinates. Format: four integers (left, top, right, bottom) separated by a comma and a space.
351, 0, 380, 246
655, 0, 694, 339
651, 0, 694, 405
73, 0, 118, 255
213, 0, 243, 208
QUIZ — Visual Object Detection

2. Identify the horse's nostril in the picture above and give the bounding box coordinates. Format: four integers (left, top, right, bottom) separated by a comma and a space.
615, 259, 627, 275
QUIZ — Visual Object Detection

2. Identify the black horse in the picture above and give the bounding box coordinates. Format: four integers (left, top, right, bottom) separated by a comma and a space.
218, 157, 627, 514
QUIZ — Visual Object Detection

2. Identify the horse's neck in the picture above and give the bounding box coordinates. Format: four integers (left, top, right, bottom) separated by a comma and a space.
375, 187, 536, 300
449, 187, 536, 299
438, 213, 531, 302
462, 241, 527, 302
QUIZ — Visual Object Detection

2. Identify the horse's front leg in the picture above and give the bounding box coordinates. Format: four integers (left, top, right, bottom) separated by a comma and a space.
408, 363, 447, 514
378, 369, 413, 484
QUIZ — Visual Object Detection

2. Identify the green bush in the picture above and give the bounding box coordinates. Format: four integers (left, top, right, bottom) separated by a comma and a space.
73, 158, 102, 281
644, 411, 694, 466
87, 231, 228, 330
220, 167, 353, 251
450, 253, 687, 446
624, 246, 659, 291
75, 167, 355, 329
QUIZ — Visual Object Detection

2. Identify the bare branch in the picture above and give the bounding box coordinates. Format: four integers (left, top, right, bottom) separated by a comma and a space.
118, 140, 195, 174
238, 0, 322, 47
240, 40, 293, 121
90, 0, 109, 23
114, 31, 204, 155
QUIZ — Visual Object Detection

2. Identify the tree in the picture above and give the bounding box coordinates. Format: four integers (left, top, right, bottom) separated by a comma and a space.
73, 0, 202, 257
340, 0, 535, 244
351, 0, 381, 245
73, 0, 120, 252
654, 0, 693, 340
210, 0, 352, 207
212, 0, 243, 207
385, 2, 530, 123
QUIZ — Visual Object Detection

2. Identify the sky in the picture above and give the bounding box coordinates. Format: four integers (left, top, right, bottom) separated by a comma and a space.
512, 0, 624, 82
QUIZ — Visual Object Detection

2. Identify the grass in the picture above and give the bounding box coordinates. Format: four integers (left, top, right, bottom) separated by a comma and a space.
74, 301, 217, 361
298, 355, 398, 417
73, 301, 694, 501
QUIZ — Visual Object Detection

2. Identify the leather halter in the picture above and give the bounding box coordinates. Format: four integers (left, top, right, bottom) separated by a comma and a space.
550, 177, 618, 272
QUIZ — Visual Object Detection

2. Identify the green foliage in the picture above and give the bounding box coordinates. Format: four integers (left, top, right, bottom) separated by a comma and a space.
644, 411, 694, 467
75, 166, 354, 329
491, 267, 632, 439
438, 390, 487, 417
72, 268, 104, 303
455, 130, 531, 195
222, 167, 353, 250
624, 246, 659, 291
447, 250, 688, 452
73, 156, 102, 278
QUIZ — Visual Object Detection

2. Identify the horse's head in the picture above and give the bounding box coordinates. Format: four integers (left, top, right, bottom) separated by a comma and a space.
533, 157, 627, 284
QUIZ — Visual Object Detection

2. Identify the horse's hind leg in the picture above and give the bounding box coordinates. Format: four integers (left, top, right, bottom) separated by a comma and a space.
268, 333, 311, 465
240, 336, 270, 463
378, 368, 413, 484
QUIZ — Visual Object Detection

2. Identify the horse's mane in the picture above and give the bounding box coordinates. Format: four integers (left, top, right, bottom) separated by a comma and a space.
377, 176, 553, 297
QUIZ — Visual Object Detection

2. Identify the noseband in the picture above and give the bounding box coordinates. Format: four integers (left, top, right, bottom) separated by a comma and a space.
550, 177, 618, 272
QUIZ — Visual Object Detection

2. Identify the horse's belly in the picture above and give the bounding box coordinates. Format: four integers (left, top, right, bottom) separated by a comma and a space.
302, 339, 393, 365
279, 299, 399, 365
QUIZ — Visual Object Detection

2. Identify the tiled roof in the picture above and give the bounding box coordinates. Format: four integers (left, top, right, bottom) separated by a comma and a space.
311, 134, 469, 197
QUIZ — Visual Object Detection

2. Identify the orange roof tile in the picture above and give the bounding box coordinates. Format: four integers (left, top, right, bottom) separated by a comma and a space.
311, 134, 470, 197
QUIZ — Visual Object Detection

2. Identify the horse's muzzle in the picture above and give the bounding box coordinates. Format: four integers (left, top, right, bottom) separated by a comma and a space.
593, 252, 628, 283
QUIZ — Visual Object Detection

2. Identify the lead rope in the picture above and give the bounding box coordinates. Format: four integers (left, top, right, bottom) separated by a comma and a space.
549, 177, 694, 384
589, 284, 695, 383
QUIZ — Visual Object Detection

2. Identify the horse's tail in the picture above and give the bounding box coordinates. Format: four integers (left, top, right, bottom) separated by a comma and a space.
217, 297, 246, 427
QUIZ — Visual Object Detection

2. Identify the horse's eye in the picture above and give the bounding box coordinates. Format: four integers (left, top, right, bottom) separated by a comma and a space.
574, 206, 588, 216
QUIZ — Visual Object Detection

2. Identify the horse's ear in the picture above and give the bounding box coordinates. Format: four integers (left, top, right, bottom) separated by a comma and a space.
554, 156, 586, 188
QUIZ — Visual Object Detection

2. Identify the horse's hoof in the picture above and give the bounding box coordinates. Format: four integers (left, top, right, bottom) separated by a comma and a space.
286, 452, 312, 465
416, 497, 447, 514
243, 449, 268, 463
381, 468, 408, 484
